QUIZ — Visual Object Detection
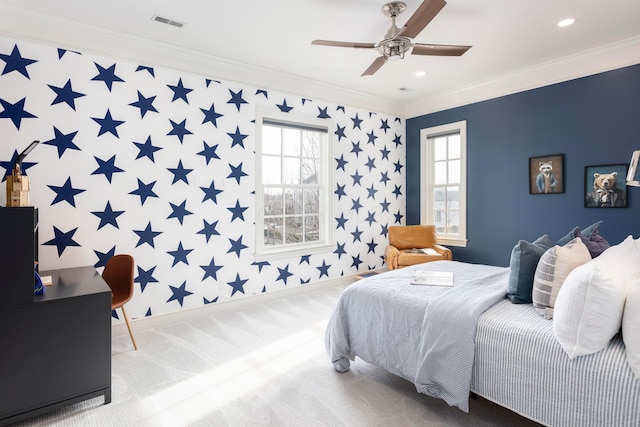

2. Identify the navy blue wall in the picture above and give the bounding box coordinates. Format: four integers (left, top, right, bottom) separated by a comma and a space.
406, 64, 640, 266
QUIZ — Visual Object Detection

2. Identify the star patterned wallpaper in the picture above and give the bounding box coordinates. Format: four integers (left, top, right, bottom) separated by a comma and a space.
0, 36, 406, 319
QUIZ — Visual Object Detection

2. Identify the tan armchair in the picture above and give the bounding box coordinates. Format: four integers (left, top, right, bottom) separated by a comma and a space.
384, 225, 452, 270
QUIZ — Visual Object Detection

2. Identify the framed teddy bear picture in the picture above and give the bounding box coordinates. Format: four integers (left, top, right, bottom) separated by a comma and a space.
529, 154, 565, 194
584, 164, 628, 208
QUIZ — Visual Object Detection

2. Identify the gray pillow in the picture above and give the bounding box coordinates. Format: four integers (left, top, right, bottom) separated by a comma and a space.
575, 228, 610, 257
507, 234, 553, 304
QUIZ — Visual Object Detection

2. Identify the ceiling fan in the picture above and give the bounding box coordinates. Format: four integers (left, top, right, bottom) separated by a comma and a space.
311, 0, 471, 76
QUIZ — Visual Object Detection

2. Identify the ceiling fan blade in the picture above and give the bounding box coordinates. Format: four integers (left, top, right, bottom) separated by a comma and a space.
411, 43, 471, 56
361, 56, 386, 76
399, 0, 447, 39
312, 40, 376, 49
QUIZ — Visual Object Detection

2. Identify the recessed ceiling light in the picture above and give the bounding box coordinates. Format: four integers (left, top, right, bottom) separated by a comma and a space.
557, 18, 575, 28
415, 71, 427, 77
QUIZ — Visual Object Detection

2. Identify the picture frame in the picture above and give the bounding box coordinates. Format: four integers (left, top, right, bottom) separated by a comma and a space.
626, 150, 640, 187
529, 154, 564, 194
584, 163, 628, 208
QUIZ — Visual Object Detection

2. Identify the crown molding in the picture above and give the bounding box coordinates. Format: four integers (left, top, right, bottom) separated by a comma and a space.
404, 35, 640, 118
0, 1, 405, 117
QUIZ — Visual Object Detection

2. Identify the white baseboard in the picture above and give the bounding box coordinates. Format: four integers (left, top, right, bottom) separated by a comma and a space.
111, 270, 386, 337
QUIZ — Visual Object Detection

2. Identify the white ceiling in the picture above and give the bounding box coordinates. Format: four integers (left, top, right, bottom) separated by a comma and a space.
1, 0, 640, 117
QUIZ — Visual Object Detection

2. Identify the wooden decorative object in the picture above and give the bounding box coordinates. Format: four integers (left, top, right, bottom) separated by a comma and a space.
6, 168, 30, 207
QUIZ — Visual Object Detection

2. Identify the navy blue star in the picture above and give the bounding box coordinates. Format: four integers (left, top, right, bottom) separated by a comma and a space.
336, 106, 345, 113
0, 150, 36, 182
92, 155, 124, 183
351, 197, 363, 214
335, 125, 346, 142
205, 79, 220, 87
316, 260, 331, 278
380, 119, 390, 133
167, 119, 193, 143
365, 156, 377, 172
57, 48, 81, 59
380, 197, 391, 213
43, 226, 81, 256
200, 103, 223, 127
335, 213, 348, 230
41, 128, 79, 158
227, 200, 248, 222
365, 210, 376, 226
91, 63, 124, 91
201, 258, 223, 281
252, 260, 270, 272
133, 222, 162, 248
168, 242, 192, 266
0, 97, 37, 129
380, 145, 391, 160
198, 219, 220, 242
136, 265, 159, 292
366, 184, 378, 200
367, 130, 378, 145
381, 223, 389, 238
129, 91, 158, 118
228, 236, 248, 258
200, 181, 223, 204
394, 211, 404, 224
228, 126, 248, 149
91, 201, 124, 230
168, 160, 193, 185
129, 179, 158, 205
167, 281, 193, 306
167, 200, 192, 225
227, 89, 248, 111
350, 141, 362, 157
136, 65, 155, 76
380, 171, 390, 186
350, 170, 363, 186
334, 242, 347, 259
256, 89, 268, 98
367, 239, 378, 254
93, 247, 116, 269
167, 78, 193, 103
277, 99, 293, 113
48, 177, 85, 207
300, 255, 311, 264
317, 106, 331, 119
393, 133, 402, 147
92, 109, 124, 137
335, 183, 346, 200
198, 141, 221, 165
204, 297, 218, 305
351, 226, 363, 242
276, 264, 294, 285
0, 45, 37, 78
351, 255, 363, 269
394, 160, 404, 173
227, 162, 248, 184
351, 113, 363, 130
48, 79, 85, 110
134, 136, 162, 162
227, 274, 248, 296
300, 278, 311, 285
393, 185, 403, 198
335, 154, 348, 171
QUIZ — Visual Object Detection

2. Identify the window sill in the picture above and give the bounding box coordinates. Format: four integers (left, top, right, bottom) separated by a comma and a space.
254, 243, 335, 263
437, 237, 467, 248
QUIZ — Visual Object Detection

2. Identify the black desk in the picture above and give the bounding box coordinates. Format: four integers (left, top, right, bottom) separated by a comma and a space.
0, 266, 112, 426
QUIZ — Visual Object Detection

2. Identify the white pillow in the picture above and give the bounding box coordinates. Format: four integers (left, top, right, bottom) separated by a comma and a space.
623, 283, 640, 379
553, 236, 640, 358
532, 238, 591, 319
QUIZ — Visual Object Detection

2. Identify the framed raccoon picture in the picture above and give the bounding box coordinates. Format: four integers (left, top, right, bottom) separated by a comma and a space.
584, 164, 628, 208
529, 154, 565, 194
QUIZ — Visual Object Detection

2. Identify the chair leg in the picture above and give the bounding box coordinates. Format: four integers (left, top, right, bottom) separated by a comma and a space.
120, 306, 138, 350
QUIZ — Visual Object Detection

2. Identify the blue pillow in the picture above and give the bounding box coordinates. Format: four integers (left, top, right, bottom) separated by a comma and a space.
507, 234, 553, 304
556, 221, 603, 246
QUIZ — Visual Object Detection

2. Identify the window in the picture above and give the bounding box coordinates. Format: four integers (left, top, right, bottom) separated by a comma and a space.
255, 110, 334, 261
420, 121, 467, 247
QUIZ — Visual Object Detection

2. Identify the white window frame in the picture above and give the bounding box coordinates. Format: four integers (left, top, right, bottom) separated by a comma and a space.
255, 108, 335, 261
420, 120, 467, 247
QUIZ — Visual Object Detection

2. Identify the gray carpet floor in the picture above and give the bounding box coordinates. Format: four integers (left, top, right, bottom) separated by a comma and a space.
14, 283, 541, 426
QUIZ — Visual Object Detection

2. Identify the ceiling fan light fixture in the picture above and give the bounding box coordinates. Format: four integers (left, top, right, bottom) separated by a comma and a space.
557, 18, 575, 28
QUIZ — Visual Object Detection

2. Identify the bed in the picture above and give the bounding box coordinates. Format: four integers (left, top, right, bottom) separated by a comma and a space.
325, 261, 640, 427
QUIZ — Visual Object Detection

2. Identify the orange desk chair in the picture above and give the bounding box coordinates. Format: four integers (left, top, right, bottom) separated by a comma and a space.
102, 254, 138, 350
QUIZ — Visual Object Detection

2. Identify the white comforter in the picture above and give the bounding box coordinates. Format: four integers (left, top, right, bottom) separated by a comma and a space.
325, 261, 509, 412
